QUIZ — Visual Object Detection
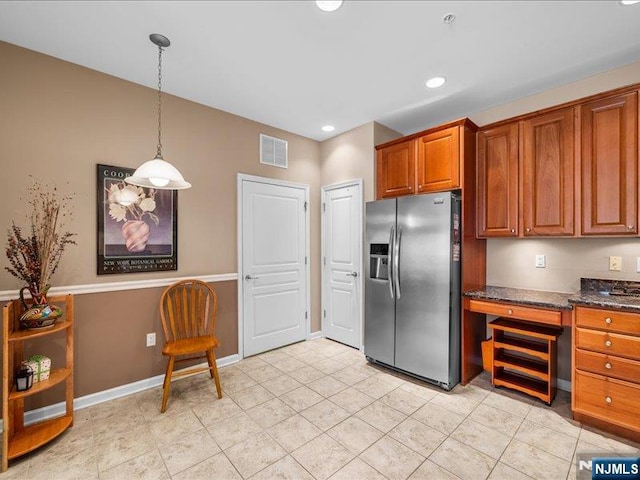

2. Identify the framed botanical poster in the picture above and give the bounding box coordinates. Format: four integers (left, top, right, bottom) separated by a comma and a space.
97, 164, 178, 274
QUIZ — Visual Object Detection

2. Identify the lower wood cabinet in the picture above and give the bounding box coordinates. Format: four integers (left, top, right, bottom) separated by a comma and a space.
573, 306, 640, 440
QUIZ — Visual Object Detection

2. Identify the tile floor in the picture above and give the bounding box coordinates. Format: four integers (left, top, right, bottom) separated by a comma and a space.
2, 338, 639, 480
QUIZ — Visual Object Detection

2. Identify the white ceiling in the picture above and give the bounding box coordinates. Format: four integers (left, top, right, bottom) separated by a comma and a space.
1, 1, 640, 141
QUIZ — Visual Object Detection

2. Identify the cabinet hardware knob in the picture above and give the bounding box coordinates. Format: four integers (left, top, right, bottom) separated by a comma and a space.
628, 225, 634, 230
408, 187, 412, 190
510, 229, 515, 233
605, 362, 612, 369
526, 228, 531, 232
605, 317, 612, 324
507, 309, 513, 315
605, 396, 612, 404
605, 340, 612, 347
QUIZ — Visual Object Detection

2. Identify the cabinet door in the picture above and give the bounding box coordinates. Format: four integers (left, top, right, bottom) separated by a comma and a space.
581, 92, 638, 235
522, 107, 575, 236
477, 123, 519, 237
416, 126, 460, 193
376, 140, 415, 199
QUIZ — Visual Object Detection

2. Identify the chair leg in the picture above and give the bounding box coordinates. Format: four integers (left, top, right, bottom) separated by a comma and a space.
161, 356, 175, 413
205, 349, 215, 379
207, 349, 223, 399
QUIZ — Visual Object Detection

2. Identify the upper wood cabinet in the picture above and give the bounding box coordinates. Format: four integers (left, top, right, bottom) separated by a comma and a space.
416, 126, 460, 193
522, 107, 575, 236
375, 119, 476, 200
477, 123, 519, 237
580, 92, 638, 235
376, 139, 415, 198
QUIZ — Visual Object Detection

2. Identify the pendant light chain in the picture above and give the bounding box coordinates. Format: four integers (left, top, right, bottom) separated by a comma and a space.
156, 44, 164, 159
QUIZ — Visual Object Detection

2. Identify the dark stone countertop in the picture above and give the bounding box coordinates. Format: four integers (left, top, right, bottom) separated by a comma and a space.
568, 278, 640, 313
463, 286, 573, 310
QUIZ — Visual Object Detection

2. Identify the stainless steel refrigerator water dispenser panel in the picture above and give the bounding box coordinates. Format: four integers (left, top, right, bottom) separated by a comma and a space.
369, 244, 389, 280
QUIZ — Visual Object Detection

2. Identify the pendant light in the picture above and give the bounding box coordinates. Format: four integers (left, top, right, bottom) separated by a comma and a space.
126, 34, 191, 190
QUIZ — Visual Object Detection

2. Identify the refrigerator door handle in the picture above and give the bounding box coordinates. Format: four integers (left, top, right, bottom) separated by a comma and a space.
388, 226, 395, 300
394, 226, 402, 299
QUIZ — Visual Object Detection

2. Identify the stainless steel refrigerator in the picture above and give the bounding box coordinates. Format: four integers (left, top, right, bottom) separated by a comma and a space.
364, 191, 461, 390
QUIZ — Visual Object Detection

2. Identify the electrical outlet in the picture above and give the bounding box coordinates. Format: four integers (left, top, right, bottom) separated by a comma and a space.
146, 332, 156, 347
609, 256, 622, 272
535, 255, 546, 268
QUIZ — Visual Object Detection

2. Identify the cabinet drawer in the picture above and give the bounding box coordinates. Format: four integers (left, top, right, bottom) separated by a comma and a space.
575, 327, 640, 360
574, 370, 640, 431
575, 348, 640, 384
468, 299, 561, 326
575, 306, 640, 336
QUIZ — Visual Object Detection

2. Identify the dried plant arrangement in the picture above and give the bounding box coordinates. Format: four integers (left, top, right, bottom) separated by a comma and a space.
5, 178, 76, 303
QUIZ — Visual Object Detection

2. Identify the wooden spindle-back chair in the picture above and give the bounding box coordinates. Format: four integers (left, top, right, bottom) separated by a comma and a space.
159, 279, 222, 412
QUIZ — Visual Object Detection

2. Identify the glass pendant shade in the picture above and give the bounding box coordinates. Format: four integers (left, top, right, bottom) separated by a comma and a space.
126, 33, 191, 190
126, 156, 192, 190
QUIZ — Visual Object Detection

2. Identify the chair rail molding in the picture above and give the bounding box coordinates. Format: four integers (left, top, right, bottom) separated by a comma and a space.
0, 273, 238, 301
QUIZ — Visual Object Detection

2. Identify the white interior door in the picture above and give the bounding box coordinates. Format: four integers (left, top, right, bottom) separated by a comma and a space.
240, 176, 308, 357
322, 180, 363, 349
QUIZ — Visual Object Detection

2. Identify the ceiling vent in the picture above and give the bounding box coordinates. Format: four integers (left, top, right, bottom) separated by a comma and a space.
260, 134, 288, 169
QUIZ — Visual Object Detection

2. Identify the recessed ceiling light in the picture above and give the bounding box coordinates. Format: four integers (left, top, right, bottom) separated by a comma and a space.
316, 1, 343, 12
322, 125, 336, 132
426, 77, 446, 89
620, 0, 640, 4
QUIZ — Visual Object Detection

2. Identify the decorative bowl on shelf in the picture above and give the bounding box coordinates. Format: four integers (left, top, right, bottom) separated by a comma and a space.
19, 303, 60, 330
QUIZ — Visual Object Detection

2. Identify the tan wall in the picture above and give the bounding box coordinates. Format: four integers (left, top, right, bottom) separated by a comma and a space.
319, 121, 400, 202
0, 41, 321, 404
476, 59, 640, 386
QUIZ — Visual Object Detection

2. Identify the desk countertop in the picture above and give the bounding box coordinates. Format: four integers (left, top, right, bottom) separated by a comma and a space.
464, 279, 640, 314
463, 286, 573, 310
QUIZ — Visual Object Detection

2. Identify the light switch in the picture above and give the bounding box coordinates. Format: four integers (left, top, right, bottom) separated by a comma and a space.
636, 257, 640, 273
609, 256, 622, 272
535, 255, 546, 268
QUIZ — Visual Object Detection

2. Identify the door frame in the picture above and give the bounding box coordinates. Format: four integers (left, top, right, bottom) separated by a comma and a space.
321, 178, 364, 350
237, 173, 311, 360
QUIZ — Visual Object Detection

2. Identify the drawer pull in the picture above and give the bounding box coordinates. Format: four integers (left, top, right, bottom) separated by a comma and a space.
605, 362, 612, 369
605, 317, 612, 324
605, 340, 612, 347
605, 396, 612, 404
507, 309, 513, 315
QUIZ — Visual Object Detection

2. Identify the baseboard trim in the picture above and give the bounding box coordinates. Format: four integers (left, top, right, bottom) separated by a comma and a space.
0, 273, 238, 301
0, 353, 240, 431
308, 331, 323, 340
557, 378, 571, 392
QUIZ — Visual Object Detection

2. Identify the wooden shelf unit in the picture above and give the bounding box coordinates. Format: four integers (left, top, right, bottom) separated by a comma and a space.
2, 294, 74, 472
489, 317, 562, 404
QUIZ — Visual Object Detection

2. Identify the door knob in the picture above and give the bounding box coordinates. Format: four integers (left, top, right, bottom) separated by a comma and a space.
346, 272, 358, 277
245, 274, 259, 280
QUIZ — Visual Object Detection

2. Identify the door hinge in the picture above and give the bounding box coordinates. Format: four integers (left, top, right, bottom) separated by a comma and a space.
323, 309, 326, 318
305, 311, 308, 319
323, 256, 326, 266
304, 201, 308, 211
305, 256, 308, 265
322, 203, 326, 212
